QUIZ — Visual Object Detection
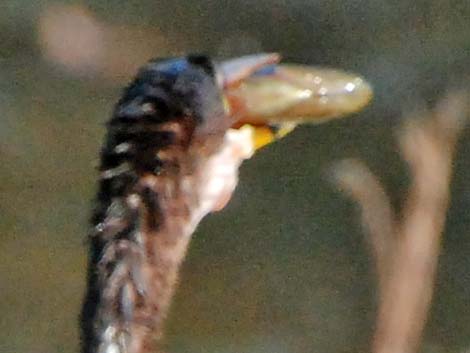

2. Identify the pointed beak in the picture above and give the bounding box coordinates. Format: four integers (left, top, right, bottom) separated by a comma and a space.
218, 54, 373, 150
217, 53, 281, 88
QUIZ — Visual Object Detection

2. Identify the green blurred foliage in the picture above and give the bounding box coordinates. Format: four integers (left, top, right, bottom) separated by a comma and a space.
0, 1, 469, 352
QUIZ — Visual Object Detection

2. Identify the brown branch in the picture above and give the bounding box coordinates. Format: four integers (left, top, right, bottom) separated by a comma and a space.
331, 159, 396, 295
332, 90, 468, 353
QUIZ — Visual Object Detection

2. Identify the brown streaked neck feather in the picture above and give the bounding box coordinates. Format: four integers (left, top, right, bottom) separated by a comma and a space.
81, 57, 231, 353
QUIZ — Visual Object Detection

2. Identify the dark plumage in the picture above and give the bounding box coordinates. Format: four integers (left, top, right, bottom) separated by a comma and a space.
81, 55, 227, 353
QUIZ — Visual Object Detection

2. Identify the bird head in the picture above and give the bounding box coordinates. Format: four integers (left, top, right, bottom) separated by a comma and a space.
109, 53, 372, 215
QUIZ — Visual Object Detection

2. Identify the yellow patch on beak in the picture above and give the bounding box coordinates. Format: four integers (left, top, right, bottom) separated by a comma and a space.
238, 123, 297, 151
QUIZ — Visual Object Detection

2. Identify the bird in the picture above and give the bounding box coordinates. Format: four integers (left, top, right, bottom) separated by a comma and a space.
80, 53, 372, 353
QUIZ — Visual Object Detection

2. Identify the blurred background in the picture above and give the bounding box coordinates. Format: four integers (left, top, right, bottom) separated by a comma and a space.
1, 1, 469, 352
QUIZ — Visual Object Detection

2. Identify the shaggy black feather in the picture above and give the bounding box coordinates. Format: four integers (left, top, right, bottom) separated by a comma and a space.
80, 55, 222, 353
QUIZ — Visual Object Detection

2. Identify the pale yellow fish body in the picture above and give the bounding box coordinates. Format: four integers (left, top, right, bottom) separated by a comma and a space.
228, 64, 373, 125
225, 64, 373, 150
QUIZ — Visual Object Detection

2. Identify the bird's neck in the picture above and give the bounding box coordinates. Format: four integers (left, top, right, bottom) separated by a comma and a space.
81, 107, 254, 353
81, 118, 204, 353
